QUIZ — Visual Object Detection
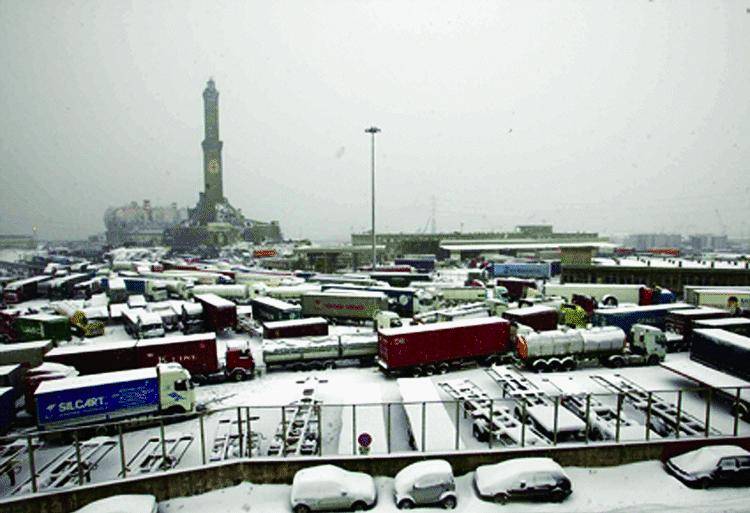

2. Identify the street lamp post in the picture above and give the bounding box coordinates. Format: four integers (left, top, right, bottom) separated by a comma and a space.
365, 126, 380, 270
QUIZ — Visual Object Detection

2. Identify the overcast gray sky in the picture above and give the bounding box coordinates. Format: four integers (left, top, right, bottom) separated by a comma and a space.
1, 1, 749, 241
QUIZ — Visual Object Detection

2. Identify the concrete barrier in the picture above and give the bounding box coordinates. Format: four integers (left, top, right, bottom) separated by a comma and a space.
3, 436, 749, 513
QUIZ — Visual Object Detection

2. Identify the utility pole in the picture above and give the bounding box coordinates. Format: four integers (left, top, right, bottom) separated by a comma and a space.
430, 195, 437, 234
365, 126, 381, 269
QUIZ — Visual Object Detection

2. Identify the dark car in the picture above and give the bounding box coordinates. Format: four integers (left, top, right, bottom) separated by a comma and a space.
665, 445, 750, 488
474, 457, 572, 504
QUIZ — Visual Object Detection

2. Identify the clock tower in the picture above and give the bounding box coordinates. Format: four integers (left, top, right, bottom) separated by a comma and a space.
202, 78, 224, 211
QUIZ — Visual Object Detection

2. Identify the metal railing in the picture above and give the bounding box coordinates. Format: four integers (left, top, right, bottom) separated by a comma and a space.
0, 383, 748, 499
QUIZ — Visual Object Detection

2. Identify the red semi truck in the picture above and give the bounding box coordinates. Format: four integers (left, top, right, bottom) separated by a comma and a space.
378, 317, 511, 376
44, 333, 255, 382
3, 276, 52, 304
194, 293, 237, 332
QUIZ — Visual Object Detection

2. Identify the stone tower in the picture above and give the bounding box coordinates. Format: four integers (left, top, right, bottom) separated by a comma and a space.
202, 78, 224, 211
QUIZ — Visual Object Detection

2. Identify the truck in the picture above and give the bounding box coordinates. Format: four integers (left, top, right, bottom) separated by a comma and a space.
496, 278, 537, 301
262, 333, 377, 370
693, 317, 750, 338
592, 302, 693, 337
502, 305, 559, 332
2, 276, 52, 303
543, 283, 675, 307
683, 288, 750, 312
484, 262, 552, 280
106, 277, 129, 304
72, 277, 103, 300
47, 273, 92, 300
321, 284, 417, 317
34, 363, 195, 431
516, 324, 666, 372
394, 257, 436, 273
12, 314, 71, 342
665, 307, 730, 345
263, 317, 329, 339
367, 271, 432, 288
180, 302, 204, 334
378, 317, 512, 376
439, 287, 488, 305
121, 278, 168, 301
194, 293, 237, 331
661, 329, 750, 420
45, 333, 255, 382
251, 296, 303, 323
122, 308, 165, 339
147, 303, 180, 331
192, 284, 251, 303
301, 291, 389, 322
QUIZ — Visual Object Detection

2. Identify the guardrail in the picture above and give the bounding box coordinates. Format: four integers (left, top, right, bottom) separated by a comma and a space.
0, 383, 748, 500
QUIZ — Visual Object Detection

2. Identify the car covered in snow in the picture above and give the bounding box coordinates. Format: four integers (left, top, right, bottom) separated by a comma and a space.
394, 459, 457, 509
73, 495, 158, 513
665, 445, 750, 488
290, 464, 376, 512
473, 457, 572, 504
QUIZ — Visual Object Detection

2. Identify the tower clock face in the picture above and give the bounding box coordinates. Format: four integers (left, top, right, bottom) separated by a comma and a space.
208, 159, 220, 174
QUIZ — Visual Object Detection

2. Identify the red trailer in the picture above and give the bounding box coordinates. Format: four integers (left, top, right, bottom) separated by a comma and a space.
378, 317, 511, 375
135, 332, 254, 382
44, 341, 138, 375
3, 276, 51, 304
502, 305, 559, 332
263, 317, 329, 339
194, 293, 237, 332
495, 278, 537, 301
665, 307, 730, 340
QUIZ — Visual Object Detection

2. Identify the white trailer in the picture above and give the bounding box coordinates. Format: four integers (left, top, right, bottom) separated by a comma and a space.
544, 283, 646, 306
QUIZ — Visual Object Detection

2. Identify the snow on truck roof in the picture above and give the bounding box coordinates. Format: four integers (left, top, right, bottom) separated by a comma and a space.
36, 367, 157, 394
503, 305, 557, 316
136, 332, 216, 348
252, 296, 301, 310
46, 340, 137, 355
263, 317, 326, 329
695, 317, 750, 327
380, 317, 507, 336
693, 329, 750, 348
194, 293, 236, 308
305, 290, 387, 299
594, 302, 691, 314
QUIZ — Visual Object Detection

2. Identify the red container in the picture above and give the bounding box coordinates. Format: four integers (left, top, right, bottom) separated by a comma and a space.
502, 305, 559, 332
496, 278, 537, 301
135, 332, 220, 376
378, 317, 511, 372
44, 341, 138, 375
194, 293, 237, 331
263, 317, 329, 339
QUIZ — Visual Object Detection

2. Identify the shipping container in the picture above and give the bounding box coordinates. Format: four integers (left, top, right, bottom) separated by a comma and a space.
194, 293, 237, 331
485, 262, 552, 280
321, 284, 416, 317
690, 329, 750, 382
13, 314, 71, 342
251, 296, 302, 323
394, 257, 437, 273
378, 317, 511, 374
0, 340, 53, 367
495, 278, 537, 301
44, 341, 138, 375
301, 291, 388, 321
2, 276, 52, 303
34, 363, 194, 430
502, 305, 559, 332
263, 317, 329, 339
592, 303, 693, 336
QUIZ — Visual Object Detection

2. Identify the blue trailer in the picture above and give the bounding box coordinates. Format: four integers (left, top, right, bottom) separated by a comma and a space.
485, 262, 552, 280
34, 364, 194, 430
0, 387, 15, 434
321, 284, 416, 317
592, 303, 693, 337
123, 278, 147, 295
394, 258, 436, 274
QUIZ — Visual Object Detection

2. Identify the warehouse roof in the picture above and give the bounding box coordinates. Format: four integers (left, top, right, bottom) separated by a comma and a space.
440, 242, 616, 251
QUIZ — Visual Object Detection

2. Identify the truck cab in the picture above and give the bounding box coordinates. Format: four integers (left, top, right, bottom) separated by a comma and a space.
628, 324, 667, 363
158, 363, 196, 414
376, 311, 403, 331
225, 347, 255, 381
137, 311, 166, 339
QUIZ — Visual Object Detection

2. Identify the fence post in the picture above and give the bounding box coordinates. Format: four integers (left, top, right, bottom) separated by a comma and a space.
615, 394, 622, 443
236, 407, 244, 458
118, 424, 128, 478
520, 398, 527, 448
73, 431, 84, 485
352, 404, 357, 455
421, 402, 427, 452
733, 388, 741, 437
317, 404, 322, 456
27, 435, 37, 493
159, 420, 168, 470
281, 406, 287, 456
454, 400, 460, 451
488, 399, 494, 449
199, 413, 206, 464
246, 407, 252, 457
386, 403, 391, 454
552, 396, 559, 446
704, 387, 712, 438
645, 392, 653, 441
675, 390, 682, 439
584, 394, 591, 444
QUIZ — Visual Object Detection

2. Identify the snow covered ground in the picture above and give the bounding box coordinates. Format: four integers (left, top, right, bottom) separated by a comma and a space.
160, 460, 750, 513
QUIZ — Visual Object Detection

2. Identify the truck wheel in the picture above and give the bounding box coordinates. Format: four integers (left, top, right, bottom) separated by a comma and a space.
412, 367, 423, 378
438, 363, 450, 374
610, 357, 624, 368
562, 358, 576, 371
547, 359, 561, 372
647, 354, 661, 366
231, 370, 245, 382
532, 360, 547, 373
441, 496, 457, 509
424, 365, 436, 376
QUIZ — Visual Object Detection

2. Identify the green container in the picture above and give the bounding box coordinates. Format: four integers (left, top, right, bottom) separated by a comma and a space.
14, 314, 71, 342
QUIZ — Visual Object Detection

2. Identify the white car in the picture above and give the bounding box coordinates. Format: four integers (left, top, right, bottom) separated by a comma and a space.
291, 464, 377, 513
394, 459, 457, 509
73, 495, 158, 513
474, 457, 572, 504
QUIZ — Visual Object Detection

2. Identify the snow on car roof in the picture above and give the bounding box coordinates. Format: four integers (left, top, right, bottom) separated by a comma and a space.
475, 457, 565, 492
73, 494, 157, 513
670, 445, 750, 475
395, 460, 452, 494
36, 367, 156, 394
